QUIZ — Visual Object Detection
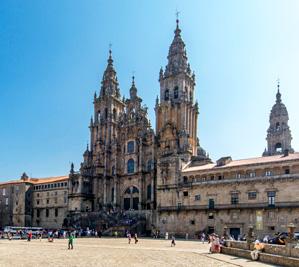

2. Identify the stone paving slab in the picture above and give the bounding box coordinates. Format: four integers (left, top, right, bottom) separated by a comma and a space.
0, 238, 278, 267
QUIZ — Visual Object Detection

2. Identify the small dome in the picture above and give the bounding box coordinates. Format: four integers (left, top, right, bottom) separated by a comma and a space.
270, 101, 288, 120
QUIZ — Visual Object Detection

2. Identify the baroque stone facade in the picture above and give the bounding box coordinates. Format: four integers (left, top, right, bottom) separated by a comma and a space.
0, 19, 298, 237
68, 55, 155, 214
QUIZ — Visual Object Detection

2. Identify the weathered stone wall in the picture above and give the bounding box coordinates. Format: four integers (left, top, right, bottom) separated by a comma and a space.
157, 206, 299, 238
32, 180, 68, 229
0, 184, 14, 227
223, 241, 299, 267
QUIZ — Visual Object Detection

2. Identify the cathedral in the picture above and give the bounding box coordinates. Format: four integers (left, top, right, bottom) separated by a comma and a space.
66, 18, 299, 237
68, 18, 201, 214
1, 18, 298, 238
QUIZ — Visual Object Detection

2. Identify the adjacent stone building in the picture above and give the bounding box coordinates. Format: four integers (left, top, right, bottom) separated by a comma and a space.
0, 174, 68, 229
31, 176, 69, 229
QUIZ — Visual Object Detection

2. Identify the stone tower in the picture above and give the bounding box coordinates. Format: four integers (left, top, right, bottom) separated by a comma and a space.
68, 50, 156, 215
68, 50, 125, 212
155, 18, 198, 160
156, 18, 199, 190
263, 82, 294, 156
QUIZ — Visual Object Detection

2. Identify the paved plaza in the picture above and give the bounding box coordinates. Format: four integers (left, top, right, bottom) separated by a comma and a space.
0, 238, 276, 267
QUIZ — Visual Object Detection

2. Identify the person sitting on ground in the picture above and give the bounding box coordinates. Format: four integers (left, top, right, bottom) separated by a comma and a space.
251, 240, 265, 261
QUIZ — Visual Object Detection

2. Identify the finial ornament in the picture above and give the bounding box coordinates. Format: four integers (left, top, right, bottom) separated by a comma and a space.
132, 71, 135, 86
70, 163, 74, 174
276, 78, 281, 103
108, 43, 113, 62
176, 9, 180, 23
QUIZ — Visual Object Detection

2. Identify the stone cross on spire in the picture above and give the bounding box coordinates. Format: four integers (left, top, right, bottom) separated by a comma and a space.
176, 9, 180, 24
276, 78, 281, 103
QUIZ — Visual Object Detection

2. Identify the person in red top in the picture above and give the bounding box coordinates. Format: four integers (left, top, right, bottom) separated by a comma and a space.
27, 231, 32, 242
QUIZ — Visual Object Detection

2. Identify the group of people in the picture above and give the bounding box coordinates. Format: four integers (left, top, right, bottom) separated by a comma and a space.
127, 231, 138, 244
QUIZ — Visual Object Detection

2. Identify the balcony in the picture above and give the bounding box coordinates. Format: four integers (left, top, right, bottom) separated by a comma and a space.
182, 173, 299, 186
157, 201, 299, 212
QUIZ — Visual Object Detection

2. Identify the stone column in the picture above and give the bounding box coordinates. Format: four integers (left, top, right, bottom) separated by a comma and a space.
113, 179, 117, 207
103, 179, 107, 206
138, 138, 142, 172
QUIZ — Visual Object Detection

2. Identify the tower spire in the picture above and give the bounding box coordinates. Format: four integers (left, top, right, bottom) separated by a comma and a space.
100, 45, 120, 98
276, 78, 281, 103
164, 15, 189, 77
263, 81, 294, 156
130, 74, 137, 99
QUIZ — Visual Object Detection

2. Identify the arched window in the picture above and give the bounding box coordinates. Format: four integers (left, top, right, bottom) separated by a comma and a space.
125, 187, 131, 194
174, 86, 179, 99
127, 159, 135, 174
147, 184, 151, 200
276, 122, 280, 131
164, 89, 169, 101
123, 186, 139, 210
132, 186, 139, 194
111, 188, 114, 202
183, 176, 188, 183
127, 141, 134, 153
275, 143, 282, 153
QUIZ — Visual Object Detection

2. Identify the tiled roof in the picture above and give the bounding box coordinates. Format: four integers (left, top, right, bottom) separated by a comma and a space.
32, 175, 69, 184
182, 152, 299, 173
0, 180, 24, 186
0, 175, 68, 186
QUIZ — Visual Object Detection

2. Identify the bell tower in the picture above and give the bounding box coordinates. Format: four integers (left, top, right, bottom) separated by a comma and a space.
156, 18, 199, 160
263, 81, 294, 156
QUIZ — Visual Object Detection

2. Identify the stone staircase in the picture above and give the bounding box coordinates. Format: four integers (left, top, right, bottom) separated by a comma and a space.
68, 210, 148, 236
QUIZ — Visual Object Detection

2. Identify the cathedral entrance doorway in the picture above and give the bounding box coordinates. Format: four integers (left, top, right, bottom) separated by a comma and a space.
123, 186, 139, 210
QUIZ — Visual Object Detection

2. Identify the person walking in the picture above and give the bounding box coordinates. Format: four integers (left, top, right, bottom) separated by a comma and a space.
27, 231, 32, 242
185, 233, 189, 240
165, 232, 169, 240
134, 233, 138, 244
68, 232, 74, 250
171, 235, 176, 247
38, 231, 42, 241
127, 232, 132, 244
201, 232, 206, 244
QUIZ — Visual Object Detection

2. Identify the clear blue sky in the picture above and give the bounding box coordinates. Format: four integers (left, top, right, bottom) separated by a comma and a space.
0, 0, 298, 180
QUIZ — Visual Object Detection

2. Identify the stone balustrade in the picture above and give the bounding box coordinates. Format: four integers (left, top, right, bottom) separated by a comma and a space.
222, 240, 299, 267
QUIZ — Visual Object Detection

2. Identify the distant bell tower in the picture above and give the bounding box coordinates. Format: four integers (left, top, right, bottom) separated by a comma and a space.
155, 17, 199, 159
263, 81, 294, 156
